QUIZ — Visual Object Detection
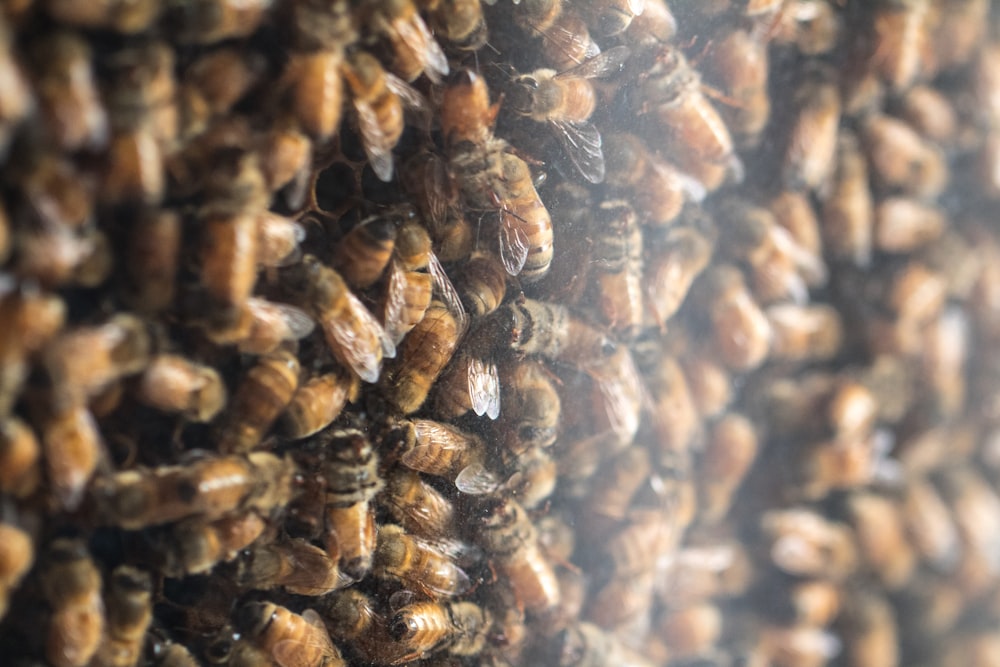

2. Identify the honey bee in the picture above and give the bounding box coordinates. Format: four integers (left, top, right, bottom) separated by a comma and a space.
389, 601, 492, 664
146, 630, 200, 667
771, 0, 841, 56
147, 511, 268, 577
678, 345, 734, 420
874, 197, 945, 254
215, 349, 300, 454
633, 46, 737, 192
867, 0, 932, 92
585, 570, 656, 632
602, 133, 705, 226
255, 212, 305, 268
179, 47, 266, 142
781, 65, 841, 193
235, 602, 345, 667
500, 444, 558, 510
835, 592, 899, 667
820, 131, 874, 268
625, 0, 676, 45
0, 417, 41, 498
470, 496, 560, 617
453, 252, 507, 318
0, 523, 32, 620
237, 537, 347, 596
397, 418, 494, 493
696, 413, 759, 524
0, 286, 66, 416
496, 358, 560, 454
582, 446, 650, 536
42, 314, 151, 409
123, 210, 181, 313
380, 469, 456, 541
39, 404, 103, 511
488, 298, 616, 369
281, 49, 345, 144
585, 200, 644, 337
644, 223, 714, 328
701, 26, 771, 147
895, 84, 958, 146
901, 477, 960, 573
432, 348, 502, 420
535, 621, 655, 667
373, 524, 472, 597
258, 124, 313, 208
659, 542, 753, 608
168, 0, 273, 44
207, 297, 317, 356
935, 465, 1000, 592
689, 265, 772, 372
363, 0, 449, 83
136, 355, 227, 423
584, 345, 644, 452
320, 427, 384, 581
751, 622, 845, 667
655, 603, 723, 659
284, 255, 395, 384
427, 0, 487, 50
40, 539, 104, 667
765, 303, 843, 364
860, 113, 947, 199
844, 492, 917, 591
760, 508, 859, 581
342, 50, 429, 182
381, 301, 461, 414
331, 216, 398, 290
280, 368, 360, 440
98, 451, 297, 529
91, 566, 152, 667
196, 208, 260, 331
508, 47, 630, 183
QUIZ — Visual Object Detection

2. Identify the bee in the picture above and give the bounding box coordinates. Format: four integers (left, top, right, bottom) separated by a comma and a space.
39, 404, 103, 511
689, 265, 772, 372
535, 10, 601, 72
577, 0, 644, 36
331, 216, 398, 290
901, 477, 961, 573
679, 346, 734, 420
867, 0, 932, 92
935, 466, 1000, 592
235, 602, 345, 667
751, 623, 845, 667
500, 444, 558, 510
772, 0, 841, 55
317, 589, 412, 666
586, 345, 644, 452
895, 84, 958, 146
585, 200, 644, 337
381, 302, 462, 414
0, 286, 66, 416
765, 303, 843, 364
42, 314, 151, 409
255, 212, 305, 268
536, 621, 655, 667
0, 418, 41, 498
381, 469, 456, 541
655, 603, 723, 659
781, 65, 841, 193
0, 523, 32, 621
91, 566, 152, 667
427, 0, 487, 50
389, 601, 492, 664
768, 190, 824, 270
206, 297, 317, 356
236, 537, 347, 596
488, 298, 616, 369
582, 446, 651, 537
147, 511, 268, 577
497, 358, 560, 454
40, 539, 104, 667
453, 252, 508, 318
844, 492, 917, 590
342, 50, 428, 182
493, 153, 554, 282
147, 630, 200, 667
860, 113, 947, 199
644, 223, 714, 328
321, 427, 384, 581
98, 451, 297, 530
167, 0, 272, 44
835, 592, 899, 667
258, 124, 313, 208
397, 418, 494, 493
179, 47, 266, 142
696, 413, 759, 524
432, 347, 502, 421
507, 47, 630, 183
284, 255, 395, 384
281, 49, 345, 144
123, 210, 181, 313
701, 26, 771, 147
196, 207, 260, 331
373, 524, 472, 597
821, 131, 874, 268
633, 46, 737, 192
602, 133, 705, 226
624, 0, 676, 45
659, 543, 754, 608
214, 349, 300, 454
470, 496, 560, 617
136, 355, 227, 423
874, 197, 945, 254
760, 508, 859, 581
363, 0, 449, 83
280, 368, 360, 440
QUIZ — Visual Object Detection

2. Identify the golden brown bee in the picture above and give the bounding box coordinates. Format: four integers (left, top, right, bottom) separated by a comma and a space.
0, 286, 66, 416
236, 537, 347, 596
491, 152, 554, 282
470, 496, 560, 617
373, 524, 471, 597
654, 603, 723, 660
701, 26, 771, 147
582, 446, 650, 536
696, 413, 759, 523
215, 349, 300, 454
123, 210, 181, 314
363, 0, 449, 83
342, 50, 428, 182
868, 0, 933, 92
497, 358, 560, 454
531, 9, 600, 71
500, 444, 558, 510
625, 0, 675, 44
148, 511, 268, 577
281, 49, 345, 143
147, 630, 200, 667
453, 252, 508, 318
389, 601, 492, 664
0, 523, 32, 621
860, 112, 947, 199
235, 602, 345, 667
821, 131, 874, 267
285, 255, 394, 384
255, 212, 305, 268
489, 298, 615, 369
91, 566, 152, 667
602, 133, 705, 227
40, 539, 104, 667
0, 417, 41, 498
380, 469, 456, 541
765, 303, 843, 364
381, 302, 461, 414
644, 223, 714, 328
508, 47, 630, 183
280, 368, 360, 440
835, 592, 899, 667
771, 0, 841, 55
427, 0, 487, 50
578, 0, 644, 36
782, 66, 841, 192
844, 492, 917, 590
895, 84, 958, 146
585, 200, 644, 337
331, 216, 398, 290
197, 208, 260, 331
168, 0, 272, 45
321, 428, 384, 581
43, 314, 151, 409
633, 46, 737, 192
760, 508, 859, 581
659, 542, 754, 608
98, 451, 296, 529
690, 264, 772, 372
935, 465, 1000, 593
901, 477, 960, 573
136, 355, 226, 423
178, 47, 266, 142
206, 297, 317, 356
750, 622, 845, 667
874, 197, 945, 254
397, 418, 493, 492
536, 621, 655, 667
317, 589, 412, 666
39, 404, 103, 511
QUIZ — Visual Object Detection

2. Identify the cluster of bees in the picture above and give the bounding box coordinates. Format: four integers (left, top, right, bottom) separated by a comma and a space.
1, 0, 1000, 665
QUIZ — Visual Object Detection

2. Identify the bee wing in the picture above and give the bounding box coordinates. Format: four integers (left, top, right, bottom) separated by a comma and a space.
323, 290, 396, 383
455, 461, 500, 495
383, 258, 410, 346
550, 119, 605, 184
272, 610, 337, 667
498, 210, 530, 277
241, 298, 317, 353
281, 542, 352, 596
468, 358, 501, 419
354, 99, 396, 183
386, 73, 432, 132
539, 22, 601, 64
427, 251, 468, 332
394, 14, 450, 83
556, 45, 631, 79
591, 371, 641, 445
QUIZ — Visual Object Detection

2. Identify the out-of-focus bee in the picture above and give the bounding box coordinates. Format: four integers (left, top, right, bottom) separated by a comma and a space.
750, 622, 845, 667
285, 255, 395, 384
697, 413, 759, 523
0, 523, 32, 620
40, 539, 104, 667
43, 314, 150, 409
281, 49, 345, 144
781, 65, 841, 193
255, 212, 305, 268
658, 542, 753, 609
766, 304, 843, 364
30, 32, 108, 152
901, 477, 960, 573
318, 428, 383, 582
146, 629, 200, 667
215, 349, 300, 454
196, 207, 260, 332
373, 524, 471, 597
643, 353, 701, 460
586, 200, 644, 337
470, 496, 560, 617
701, 26, 771, 147
511, 0, 566, 40
625, 0, 676, 45
206, 297, 316, 356
389, 601, 492, 664
860, 113, 947, 199
760, 508, 859, 581
235, 601, 346, 667
935, 466, 1000, 592
237, 537, 346, 596
178, 47, 266, 142
583, 446, 650, 536
331, 216, 398, 290
39, 405, 103, 511
507, 47, 630, 183
633, 46, 737, 192
771, 0, 841, 55
0, 285, 66, 416
280, 368, 359, 440
644, 223, 714, 328
362, 0, 449, 83
496, 358, 560, 454
342, 50, 428, 182
500, 444, 558, 510
654, 603, 723, 659
380, 469, 455, 541
123, 210, 181, 314
98, 451, 296, 529
426, 0, 487, 50
91, 566, 152, 667
488, 298, 615, 369
147, 511, 268, 577
578, 0, 644, 36
397, 419, 494, 492
679, 345, 734, 420
867, 0, 932, 92
874, 197, 945, 254
381, 301, 461, 414
432, 348, 502, 420
316, 589, 413, 665
821, 131, 874, 267
689, 265, 772, 372
895, 84, 958, 146
534, 621, 655, 667
835, 592, 899, 667
844, 492, 917, 590
0, 418, 41, 498
167, 0, 272, 44
136, 355, 226, 423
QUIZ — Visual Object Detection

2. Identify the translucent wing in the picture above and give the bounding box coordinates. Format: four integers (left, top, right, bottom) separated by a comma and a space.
394, 15, 449, 83
355, 99, 395, 182
468, 358, 501, 419
322, 290, 395, 383
383, 258, 409, 346
244, 298, 316, 343
556, 45, 631, 79
386, 73, 432, 132
422, 154, 452, 227
281, 543, 353, 596
427, 251, 467, 332
498, 210, 530, 276
455, 461, 500, 495
550, 119, 605, 184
